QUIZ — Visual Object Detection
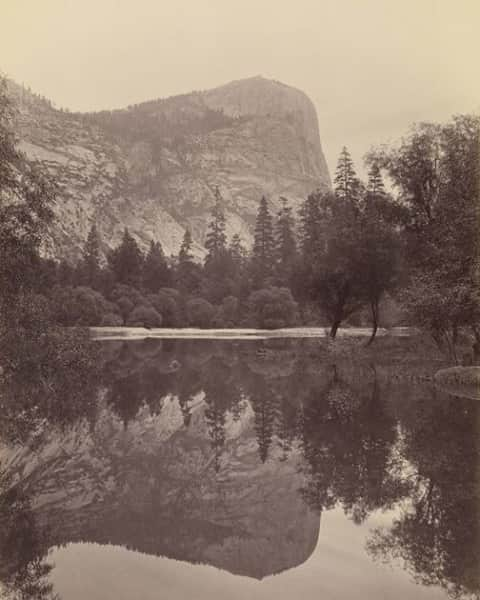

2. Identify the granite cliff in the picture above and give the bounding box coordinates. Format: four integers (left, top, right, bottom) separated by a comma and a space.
8, 76, 330, 260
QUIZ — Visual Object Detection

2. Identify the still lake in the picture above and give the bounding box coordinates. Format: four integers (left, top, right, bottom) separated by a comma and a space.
0, 337, 478, 600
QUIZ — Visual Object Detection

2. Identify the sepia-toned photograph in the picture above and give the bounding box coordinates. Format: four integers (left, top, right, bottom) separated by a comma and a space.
0, 1, 479, 598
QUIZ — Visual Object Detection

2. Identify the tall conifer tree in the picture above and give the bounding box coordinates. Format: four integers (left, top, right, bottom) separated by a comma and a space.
205, 186, 227, 267
179, 229, 194, 265
334, 147, 362, 204
143, 239, 170, 293
275, 197, 297, 279
108, 228, 144, 288
299, 192, 323, 261
82, 223, 101, 288
252, 196, 275, 285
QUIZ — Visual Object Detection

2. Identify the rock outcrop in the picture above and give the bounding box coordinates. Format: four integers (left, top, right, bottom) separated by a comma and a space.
8, 76, 330, 260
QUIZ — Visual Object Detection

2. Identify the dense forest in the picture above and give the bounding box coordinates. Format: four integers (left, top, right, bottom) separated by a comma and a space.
1, 77, 479, 362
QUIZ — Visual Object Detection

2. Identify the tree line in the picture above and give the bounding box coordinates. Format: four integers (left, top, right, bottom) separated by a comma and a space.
1, 75, 479, 359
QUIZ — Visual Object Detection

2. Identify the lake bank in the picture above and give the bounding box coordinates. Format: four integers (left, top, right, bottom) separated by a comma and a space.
89, 326, 418, 341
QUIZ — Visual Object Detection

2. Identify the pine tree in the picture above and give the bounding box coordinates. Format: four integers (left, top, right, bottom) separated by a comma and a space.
108, 228, 144, 288
229, 233, 247, 269
334, 147, 362, 204
298, 192, 323, 261
143, 240, 170, 293
366, 163, 386, 197
176, 229, 201, 294
204, 186, 227, 268
82, 223, 101, 289
251, 389, 277, 463
179, 229, 194, 264
275, 197, 297, 279
252, 196, 275, 285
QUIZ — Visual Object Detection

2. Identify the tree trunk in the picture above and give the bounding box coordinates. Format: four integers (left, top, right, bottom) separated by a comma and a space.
330, 319, 341, 339
367, 321, 378, 346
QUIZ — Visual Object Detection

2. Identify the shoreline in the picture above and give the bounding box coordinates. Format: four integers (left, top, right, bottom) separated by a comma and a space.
89, 326, 418, 341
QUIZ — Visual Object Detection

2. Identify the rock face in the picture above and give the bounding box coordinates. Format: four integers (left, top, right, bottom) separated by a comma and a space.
8, 76, 330, 260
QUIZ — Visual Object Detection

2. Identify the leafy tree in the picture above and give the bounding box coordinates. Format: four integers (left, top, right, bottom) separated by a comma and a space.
126, 304, 162, 328
51, 285, 116, 326
247, 287, 298, 329
100, 312, 124, 326
213, 295, 239, 327
310, 181, 366, 338
147, 290, 181, 327
359, 165, 402, 343
0, 78, 55, 320
186, 297, 215, 328
108, 228, 144, 288
370, 116, 480, 359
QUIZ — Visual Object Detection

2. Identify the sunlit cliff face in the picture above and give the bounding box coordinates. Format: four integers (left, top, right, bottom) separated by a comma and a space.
7, 76, 330, 262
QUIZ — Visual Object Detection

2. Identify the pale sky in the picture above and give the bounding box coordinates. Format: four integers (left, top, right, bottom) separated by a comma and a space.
1, 0, 479, 177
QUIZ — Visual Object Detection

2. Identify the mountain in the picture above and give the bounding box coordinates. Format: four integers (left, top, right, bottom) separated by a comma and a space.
7, 76, 330, 261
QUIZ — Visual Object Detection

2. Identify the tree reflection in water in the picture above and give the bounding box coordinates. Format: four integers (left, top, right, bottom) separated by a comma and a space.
0, 337, 478, 599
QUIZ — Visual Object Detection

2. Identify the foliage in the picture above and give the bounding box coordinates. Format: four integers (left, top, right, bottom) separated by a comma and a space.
0, 79, 55, 318
186, 297, 215, 328
51, 285, 116, 326
204, 186, 227, 269
142, 240, 170, 293
369, 115, 480, 358
247, 287, 298, 329
126, 304, 163, 328
252, 196, 275, 285
176, 229, 202, 294
107, 228, 144, 288
274, 197, 297, 283
80, 223, 102, 289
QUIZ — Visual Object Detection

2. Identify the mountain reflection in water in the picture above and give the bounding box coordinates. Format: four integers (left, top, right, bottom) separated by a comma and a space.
0, 338, 479, 600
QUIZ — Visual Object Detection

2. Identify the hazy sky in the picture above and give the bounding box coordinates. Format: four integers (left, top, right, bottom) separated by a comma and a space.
2, 0, 479, 176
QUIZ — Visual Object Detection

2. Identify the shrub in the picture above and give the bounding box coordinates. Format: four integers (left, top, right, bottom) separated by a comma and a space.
109, 284, 145, 306
115, 296, 135, 321
51, 285, 115, 326
247, 287, 298, 329
147, 291, 180, 327
212, 295, 239, 327
126, 305, 162, 328
101, 312, 124, 327
186, 298, 215, 328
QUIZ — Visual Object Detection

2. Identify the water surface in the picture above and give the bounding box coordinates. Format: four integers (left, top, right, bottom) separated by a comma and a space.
0, 339, 478, 599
